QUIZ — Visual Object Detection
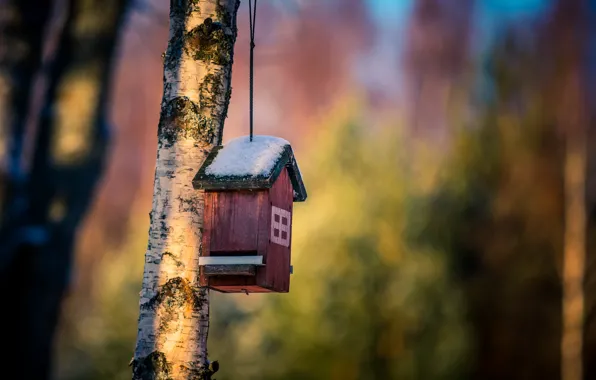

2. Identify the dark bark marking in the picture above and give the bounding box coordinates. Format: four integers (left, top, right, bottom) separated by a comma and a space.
178, 196, 201, 215
147, 251, 184, 267
179, 362, 217, 380
161, 251, 184, 267
158, 96, 217, 146
186, 18, 234, 66
141, 277, 201, 311
141, 277, 204, 340
132, 351, 173, 380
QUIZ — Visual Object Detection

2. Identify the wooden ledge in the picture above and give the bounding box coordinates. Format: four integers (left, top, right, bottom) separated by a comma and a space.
198, 255, 263, 266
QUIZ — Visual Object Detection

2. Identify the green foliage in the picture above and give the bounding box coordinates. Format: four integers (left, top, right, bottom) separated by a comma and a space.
54, 14, 596, 380
208, 109, 470, 380
56, 221, 146, 380
57, 105, 470, 380
405, 30, 567, 379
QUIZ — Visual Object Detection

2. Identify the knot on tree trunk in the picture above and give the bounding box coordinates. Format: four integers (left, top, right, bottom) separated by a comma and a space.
131, 351, 172, 380
132, 351, 219, 380
158, 96, 216, 145
141, 276, 202, 312
186, 17, 234, 66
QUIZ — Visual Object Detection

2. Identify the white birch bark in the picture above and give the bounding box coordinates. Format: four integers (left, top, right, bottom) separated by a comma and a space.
133, 1, 240, 378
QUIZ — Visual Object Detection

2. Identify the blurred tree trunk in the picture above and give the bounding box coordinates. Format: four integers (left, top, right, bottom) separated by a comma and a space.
0, 0, 52, 239
551, 1, 589, 380
403, 0, 474, 145
562, 130, 587, 380
132, 1, 240, 379
0, 0, 129, 378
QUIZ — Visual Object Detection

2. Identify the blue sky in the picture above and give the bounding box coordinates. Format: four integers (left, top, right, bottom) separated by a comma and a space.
366, 0, 552, 23
359, 0, 554, 97
366, 0, 412, 24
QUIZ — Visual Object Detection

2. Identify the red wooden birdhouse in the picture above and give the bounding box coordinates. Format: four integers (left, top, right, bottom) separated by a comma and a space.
192, 136, 307, 294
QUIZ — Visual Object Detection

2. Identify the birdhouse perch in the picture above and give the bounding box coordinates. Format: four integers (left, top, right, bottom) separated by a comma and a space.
193, 136, 307, 293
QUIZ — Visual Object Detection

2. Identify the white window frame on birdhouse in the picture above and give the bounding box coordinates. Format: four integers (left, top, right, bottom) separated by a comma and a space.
271, 206, 291, 247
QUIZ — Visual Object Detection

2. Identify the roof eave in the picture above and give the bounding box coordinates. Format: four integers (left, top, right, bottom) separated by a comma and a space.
192, 145, 308, 202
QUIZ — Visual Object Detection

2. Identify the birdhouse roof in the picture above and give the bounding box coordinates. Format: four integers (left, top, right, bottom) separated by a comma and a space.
193, 135, 307, 202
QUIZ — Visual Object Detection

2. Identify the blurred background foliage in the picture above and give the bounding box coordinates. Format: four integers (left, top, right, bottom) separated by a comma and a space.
2, 0, 596, 379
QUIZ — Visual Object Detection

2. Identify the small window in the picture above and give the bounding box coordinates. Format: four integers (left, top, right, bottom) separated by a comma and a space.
271, 206, 291, 247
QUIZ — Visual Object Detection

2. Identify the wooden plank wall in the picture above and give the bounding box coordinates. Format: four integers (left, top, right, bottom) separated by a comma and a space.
266, 168, 294, 292
209, 191, 266, 252
200, 169, 294, 293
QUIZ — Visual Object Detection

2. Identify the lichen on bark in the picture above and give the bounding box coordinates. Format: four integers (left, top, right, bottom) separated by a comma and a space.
141, 277, 201, 312
158, 4, 238, 146
132, 351, 173, 380
158, 96, 217, 146
186, 18, 235, 66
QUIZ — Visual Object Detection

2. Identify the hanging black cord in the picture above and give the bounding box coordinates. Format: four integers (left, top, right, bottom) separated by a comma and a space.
248, 0, 258, 142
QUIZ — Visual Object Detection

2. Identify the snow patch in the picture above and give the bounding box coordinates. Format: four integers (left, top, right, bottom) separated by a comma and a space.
205, 135, 290, 177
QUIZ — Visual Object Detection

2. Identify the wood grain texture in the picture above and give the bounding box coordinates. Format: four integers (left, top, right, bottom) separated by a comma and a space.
209, 274, 257, 289
256, 187, 270, 287
214, 285, 272, 293
205, 190, 269, 292
199, 192, 215, 287
209, 191, 262, 252
200, 169, 293, 293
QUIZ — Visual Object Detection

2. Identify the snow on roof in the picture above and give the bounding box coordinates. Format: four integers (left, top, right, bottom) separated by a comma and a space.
204, 135, 290, 177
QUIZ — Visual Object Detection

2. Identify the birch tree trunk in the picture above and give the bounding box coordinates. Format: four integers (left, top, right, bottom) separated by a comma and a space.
0, 0, 52, 234
132, 1, 240, 378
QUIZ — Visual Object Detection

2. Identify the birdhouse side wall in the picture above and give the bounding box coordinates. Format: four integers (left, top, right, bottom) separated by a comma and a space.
199, 191, 214, 287
264, 167, 294, 292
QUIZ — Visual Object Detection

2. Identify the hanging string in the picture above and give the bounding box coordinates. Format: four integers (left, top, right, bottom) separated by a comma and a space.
249, 0, 257, 142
